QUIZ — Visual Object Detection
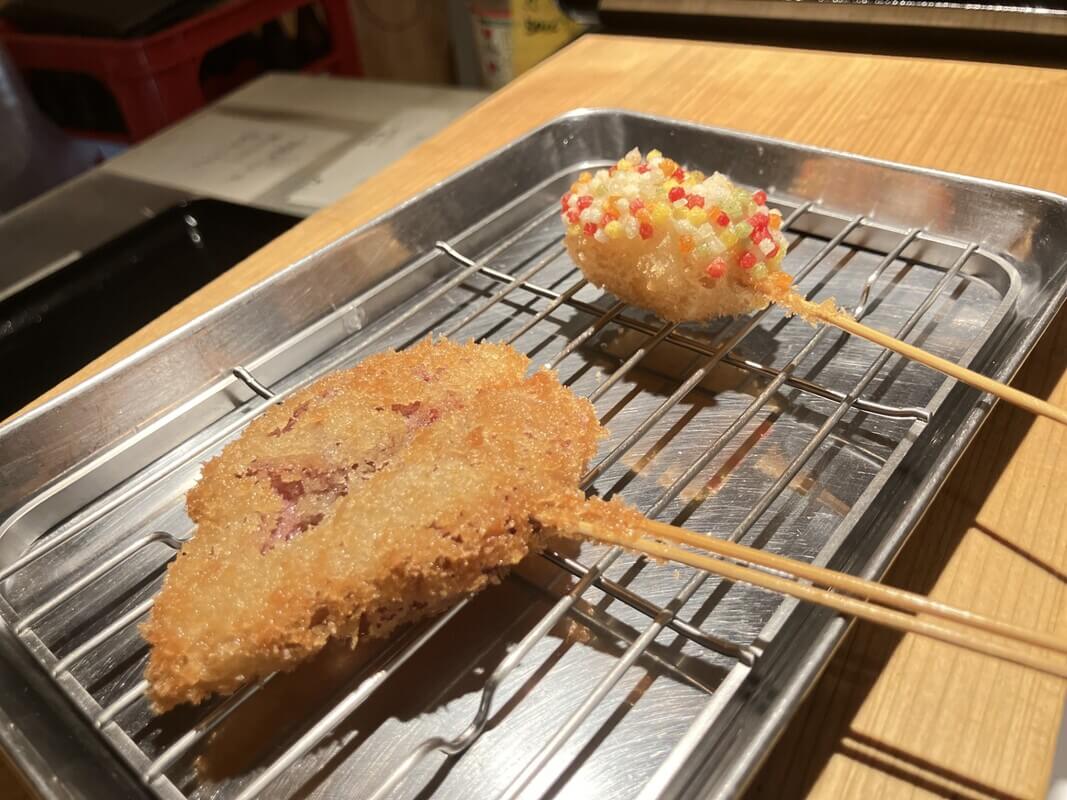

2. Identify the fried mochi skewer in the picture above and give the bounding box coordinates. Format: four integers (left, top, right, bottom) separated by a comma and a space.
561, 147, 794, 323
141, 339, 614, 713
562, 148, 1067, 427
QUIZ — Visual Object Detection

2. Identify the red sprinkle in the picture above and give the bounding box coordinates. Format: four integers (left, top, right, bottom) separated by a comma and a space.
750, 227, 766, 244
715, 211, 730, 227
769, 243, 780, 258
639, 221, 654, 240
706, 258, 727, 279
753, 190, 767, 206
637, 164, 651, 174
629, 198, 645, 214
608, 166, 617, 176
566, 210, 580, 224
583, 222, 598, 236
577, 195, 594, 210
751, 212, 770, 228
739, 252, 758, 270
686, 194, 705, 209
561, 193, 571, 210
668, 186, 686, 203
671, 167, 686, 181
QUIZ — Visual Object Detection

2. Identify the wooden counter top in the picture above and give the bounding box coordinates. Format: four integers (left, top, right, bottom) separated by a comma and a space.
11, 34, 1067, 799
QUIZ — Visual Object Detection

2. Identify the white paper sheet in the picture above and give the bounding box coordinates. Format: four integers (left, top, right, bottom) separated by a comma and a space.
286, 107, 460, 208
107, 113, 349, 203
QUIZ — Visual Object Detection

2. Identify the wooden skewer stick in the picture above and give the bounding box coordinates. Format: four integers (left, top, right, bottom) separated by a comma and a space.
634, 517, 1067, 656
573, 522, 1067, 679
768, 287, 1067, 427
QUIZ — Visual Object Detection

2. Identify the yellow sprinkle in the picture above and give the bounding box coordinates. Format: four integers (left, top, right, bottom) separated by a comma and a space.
647, 149, 663, 161
578, 171, 592, 182
690, 170, 705, 183
604, 220, 623, 239
616, 159, 634, 172
719, 228, 738, 248
651, 203, 670, 226
593, 183, 607, 196
567, 224, 581, 237
687, 208, 707, 227
672, 205, 688, 220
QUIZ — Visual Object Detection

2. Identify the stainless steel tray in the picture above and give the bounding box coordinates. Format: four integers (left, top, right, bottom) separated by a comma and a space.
2, 109, 1066, 800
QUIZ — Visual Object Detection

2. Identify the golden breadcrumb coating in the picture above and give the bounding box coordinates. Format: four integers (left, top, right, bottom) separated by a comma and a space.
141, 338, 603, 713
565, 231, 773, 321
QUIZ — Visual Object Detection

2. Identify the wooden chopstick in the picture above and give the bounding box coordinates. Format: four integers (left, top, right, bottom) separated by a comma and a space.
769, 287, 1067, 427
573, 521, 1067, 679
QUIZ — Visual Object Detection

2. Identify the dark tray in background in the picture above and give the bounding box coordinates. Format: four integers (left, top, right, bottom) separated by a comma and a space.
0, 198, 298, 418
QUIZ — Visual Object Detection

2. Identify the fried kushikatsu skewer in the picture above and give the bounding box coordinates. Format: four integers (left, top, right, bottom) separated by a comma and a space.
562, 149, 1067, 426
144, 340, 1064, 715
141, 338, 605, 712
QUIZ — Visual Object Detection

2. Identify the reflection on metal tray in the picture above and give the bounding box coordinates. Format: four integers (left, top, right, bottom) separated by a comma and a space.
1, 109, 1066, 800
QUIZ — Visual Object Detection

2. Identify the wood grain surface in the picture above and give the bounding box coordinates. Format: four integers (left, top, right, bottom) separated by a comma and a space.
9, 34, 1067, 799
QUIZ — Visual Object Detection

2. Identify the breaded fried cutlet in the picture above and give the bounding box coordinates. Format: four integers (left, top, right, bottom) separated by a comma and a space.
141, 338, 603, 713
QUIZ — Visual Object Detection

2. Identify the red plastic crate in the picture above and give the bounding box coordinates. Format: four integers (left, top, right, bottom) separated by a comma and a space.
0, 0, 363, 142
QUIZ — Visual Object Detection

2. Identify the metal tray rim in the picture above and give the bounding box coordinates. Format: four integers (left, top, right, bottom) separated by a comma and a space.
3, 107, 1067, 800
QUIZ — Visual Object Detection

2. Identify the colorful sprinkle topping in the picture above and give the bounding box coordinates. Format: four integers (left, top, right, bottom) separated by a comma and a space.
560, 148, 787, 284
706, 257, 727, 279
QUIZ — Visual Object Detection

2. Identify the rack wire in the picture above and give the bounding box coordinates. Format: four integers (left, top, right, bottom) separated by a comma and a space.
0, 167, 1006, 800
